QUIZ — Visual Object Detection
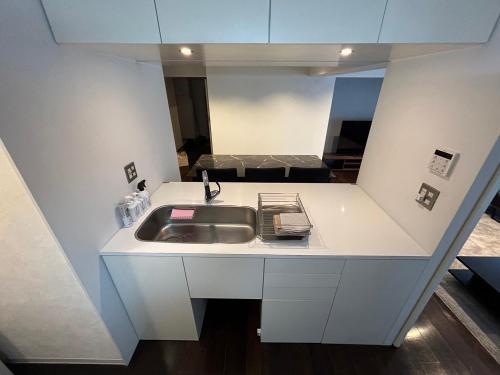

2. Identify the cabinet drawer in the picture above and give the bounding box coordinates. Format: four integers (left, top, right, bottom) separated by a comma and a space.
183, 257, 264, 299
261, 300, 332, 343
263, 286, 336, 301
265, 258, 345, 274
264, 273, 340, 288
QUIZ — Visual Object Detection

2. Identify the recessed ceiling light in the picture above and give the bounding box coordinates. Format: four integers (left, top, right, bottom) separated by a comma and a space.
180, 47, 192, 56
340, 48, 353, 57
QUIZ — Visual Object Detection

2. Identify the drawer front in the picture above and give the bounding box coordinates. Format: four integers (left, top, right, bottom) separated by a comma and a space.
183, 257, 264, 299
264, 273, 341, 288
263, 286, 336, 301
265, 258, 345, 274
261, 299, 332, 343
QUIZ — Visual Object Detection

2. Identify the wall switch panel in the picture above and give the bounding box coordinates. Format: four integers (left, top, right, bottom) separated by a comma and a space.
124, 161, 138, 183
429, 148, 459, 178
416, 183, 440, 210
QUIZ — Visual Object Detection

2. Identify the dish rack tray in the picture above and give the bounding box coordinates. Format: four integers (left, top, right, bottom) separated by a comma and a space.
258, 193, 312, 241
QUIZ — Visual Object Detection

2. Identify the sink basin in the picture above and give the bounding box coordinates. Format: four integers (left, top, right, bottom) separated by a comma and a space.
135, 205, 257, 244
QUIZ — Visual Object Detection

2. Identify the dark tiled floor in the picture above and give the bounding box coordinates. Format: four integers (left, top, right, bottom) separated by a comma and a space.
8, 296, 500, 375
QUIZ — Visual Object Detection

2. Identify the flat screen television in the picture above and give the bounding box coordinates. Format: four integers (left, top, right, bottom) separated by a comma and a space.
336, 120, 372, 155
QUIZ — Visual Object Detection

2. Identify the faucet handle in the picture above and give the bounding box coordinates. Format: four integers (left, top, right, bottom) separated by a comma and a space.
201, 170, 221, 202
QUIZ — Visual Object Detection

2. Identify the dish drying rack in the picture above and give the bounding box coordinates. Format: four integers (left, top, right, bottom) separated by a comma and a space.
258, 193, 312, 241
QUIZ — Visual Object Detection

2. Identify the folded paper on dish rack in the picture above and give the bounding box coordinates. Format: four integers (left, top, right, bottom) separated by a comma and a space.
274, 213, 311, 235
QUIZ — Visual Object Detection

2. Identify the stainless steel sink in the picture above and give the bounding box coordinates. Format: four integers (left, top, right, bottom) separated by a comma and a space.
135, 205, 257, 244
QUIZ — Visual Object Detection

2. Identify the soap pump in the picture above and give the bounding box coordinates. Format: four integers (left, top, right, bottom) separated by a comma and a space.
137, 179, 151, 209
202, 170, 221, 202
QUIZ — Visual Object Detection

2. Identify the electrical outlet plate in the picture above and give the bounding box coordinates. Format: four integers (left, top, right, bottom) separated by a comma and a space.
416, 183, 440, 211
124, 161, 138, 184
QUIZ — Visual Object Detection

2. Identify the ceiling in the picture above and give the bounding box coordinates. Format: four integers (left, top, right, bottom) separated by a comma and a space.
70, 42, 476, 76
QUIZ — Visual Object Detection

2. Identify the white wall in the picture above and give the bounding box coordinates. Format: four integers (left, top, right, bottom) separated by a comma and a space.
0, 140, 122, 363
324, 77, 384, 153
0, 0, 180, 361
358, 27, 500, 255
206, 67, 335, 156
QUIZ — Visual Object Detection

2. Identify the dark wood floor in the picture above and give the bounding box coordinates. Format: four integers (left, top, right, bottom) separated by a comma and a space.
8, 295, 499, 375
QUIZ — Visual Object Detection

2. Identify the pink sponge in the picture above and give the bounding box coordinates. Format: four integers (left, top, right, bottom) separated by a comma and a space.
170, 208, 195, 220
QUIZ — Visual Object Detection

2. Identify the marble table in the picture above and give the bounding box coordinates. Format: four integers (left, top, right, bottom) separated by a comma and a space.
188, 154, 329, 178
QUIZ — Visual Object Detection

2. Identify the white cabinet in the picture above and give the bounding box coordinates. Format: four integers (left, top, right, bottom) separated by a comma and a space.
103, 256, 203, 340
379, 0, 500, 43
322, 259, 428, 345
270, 0, 387, 43
261, 258, 345, 343
261, 300, 333, 343
183, 257, 264, 299
155, 0, 270, 43
40, 0, 500, 44
41, 0, 161, 43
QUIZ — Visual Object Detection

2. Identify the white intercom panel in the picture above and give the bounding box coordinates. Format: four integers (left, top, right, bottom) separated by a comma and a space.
429, 148, 459, 177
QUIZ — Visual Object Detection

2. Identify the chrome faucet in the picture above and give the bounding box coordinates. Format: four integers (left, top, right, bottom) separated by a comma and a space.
202, 170, 221, 202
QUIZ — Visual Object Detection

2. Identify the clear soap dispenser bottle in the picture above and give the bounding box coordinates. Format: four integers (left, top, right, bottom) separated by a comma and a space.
132, 192, 144, 217
124, 195, 140, 222
117, 199, 133, 228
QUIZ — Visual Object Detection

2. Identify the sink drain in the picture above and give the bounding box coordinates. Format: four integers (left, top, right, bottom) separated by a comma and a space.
163, 235, 184, 243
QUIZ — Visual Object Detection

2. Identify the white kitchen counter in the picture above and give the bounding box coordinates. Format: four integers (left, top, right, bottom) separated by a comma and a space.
101, 182, 429, 258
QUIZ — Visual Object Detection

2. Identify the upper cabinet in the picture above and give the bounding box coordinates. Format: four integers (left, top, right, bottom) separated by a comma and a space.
41, 0, 161, 43
379, 0, 500, 43
41, 0, 500, 44
270, 0, 388, 43
155, 0, 270, 43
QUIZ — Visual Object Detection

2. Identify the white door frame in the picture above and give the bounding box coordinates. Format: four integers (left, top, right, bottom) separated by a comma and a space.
203, 77, 214, 154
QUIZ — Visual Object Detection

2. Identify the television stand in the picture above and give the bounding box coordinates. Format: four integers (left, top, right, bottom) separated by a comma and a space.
450, 256, 500, 297
323, 154, 363, 172
322, 154, 363, 183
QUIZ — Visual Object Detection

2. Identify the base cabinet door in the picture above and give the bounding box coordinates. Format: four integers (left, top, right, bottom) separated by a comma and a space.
261, 300, 332, 343
103, 255, 201, 340
322, 259, 428, 345
260, 258, 343, 343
